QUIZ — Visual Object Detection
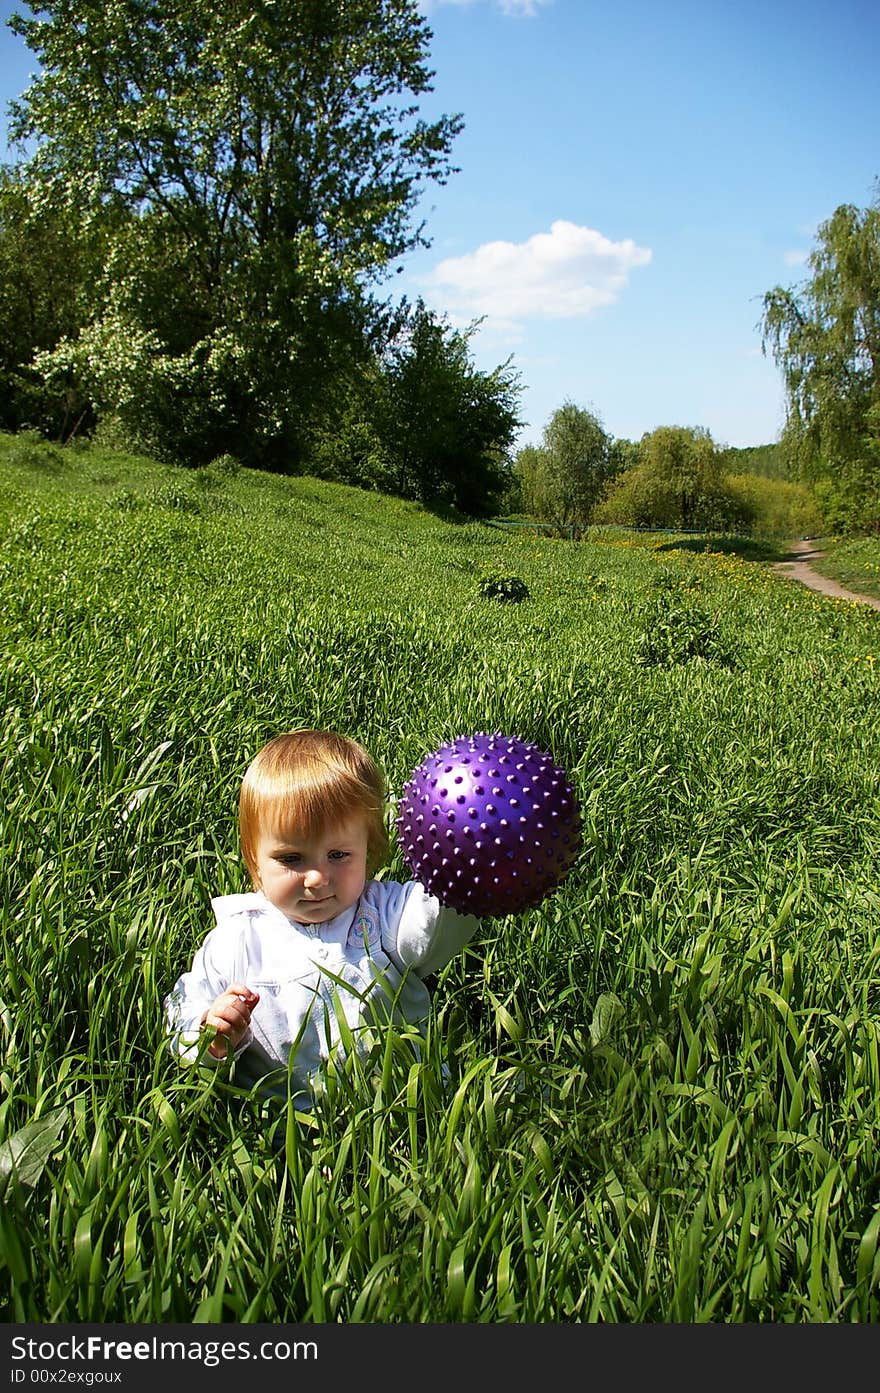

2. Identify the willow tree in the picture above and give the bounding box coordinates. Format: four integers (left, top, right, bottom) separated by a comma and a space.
10, 0, 463, 464
515, 401, 614, 538
762, 196, 880, 530
637, 425, 723, 528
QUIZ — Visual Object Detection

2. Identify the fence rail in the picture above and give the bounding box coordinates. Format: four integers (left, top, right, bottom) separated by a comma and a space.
487, 519, 589, 540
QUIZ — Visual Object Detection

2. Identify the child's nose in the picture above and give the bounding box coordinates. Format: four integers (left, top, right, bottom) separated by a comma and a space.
303, 866, 328, 888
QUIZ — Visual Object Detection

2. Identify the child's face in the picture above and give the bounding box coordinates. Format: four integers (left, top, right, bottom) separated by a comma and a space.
253, 814, 369, 925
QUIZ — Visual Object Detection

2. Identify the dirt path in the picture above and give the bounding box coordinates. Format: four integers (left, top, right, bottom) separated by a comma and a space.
770, 538, 880, 613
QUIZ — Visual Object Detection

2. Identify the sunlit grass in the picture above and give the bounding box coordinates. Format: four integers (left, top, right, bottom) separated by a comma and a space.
810, 535, 880, 601
1, 432, 879, 1321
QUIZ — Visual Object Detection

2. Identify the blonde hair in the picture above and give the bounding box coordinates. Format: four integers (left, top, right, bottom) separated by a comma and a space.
239, 729, 389, 884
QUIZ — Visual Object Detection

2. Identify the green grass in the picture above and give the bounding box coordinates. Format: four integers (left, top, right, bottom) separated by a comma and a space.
1, 432, 879, 1322
809, 535, 880, 601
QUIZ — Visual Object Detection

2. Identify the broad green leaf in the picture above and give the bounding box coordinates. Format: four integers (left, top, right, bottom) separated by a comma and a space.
0, 1106, 66, 1199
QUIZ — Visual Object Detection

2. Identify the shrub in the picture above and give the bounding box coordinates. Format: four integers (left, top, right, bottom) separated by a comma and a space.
810, 471, 879, 536
206, 453, 242, 479
596, 464, 758, 534
724, 472, 823, 538
635, 592, 737, 668
594, 470, 680, 529
309, 418, 395, 493
477, 571, 530, 602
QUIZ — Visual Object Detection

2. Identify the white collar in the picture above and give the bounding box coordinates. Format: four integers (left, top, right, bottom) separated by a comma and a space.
255, 890, 358, 943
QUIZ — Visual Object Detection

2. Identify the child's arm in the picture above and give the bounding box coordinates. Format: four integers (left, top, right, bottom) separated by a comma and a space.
374, 881, 480, 978
201, 985, 260, 1059
165, 927, 258, 1064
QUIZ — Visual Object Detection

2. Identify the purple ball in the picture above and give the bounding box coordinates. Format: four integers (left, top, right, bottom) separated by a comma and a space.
396, 731, 581, 918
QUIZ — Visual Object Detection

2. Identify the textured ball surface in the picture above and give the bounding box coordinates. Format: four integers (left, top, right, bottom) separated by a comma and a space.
397, 732, 581, 918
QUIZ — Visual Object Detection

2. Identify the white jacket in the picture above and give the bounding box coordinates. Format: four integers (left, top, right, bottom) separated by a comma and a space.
165, 879, 479, 1107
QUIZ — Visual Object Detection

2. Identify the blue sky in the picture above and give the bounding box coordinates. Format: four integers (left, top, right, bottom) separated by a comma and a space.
2, 0, 878, 450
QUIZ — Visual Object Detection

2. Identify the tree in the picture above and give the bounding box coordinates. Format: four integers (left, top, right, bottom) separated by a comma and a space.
376, 300, 522, 515
0, 166, 111, 435
596, 424, 754, 532
638, 425, 723, 527
9, 0, 463, 465
304, 300, 521, 513
608, 436, 641, 475
515, 401, 614, 536
761, 196, 880, 530
716, 442, 788, 481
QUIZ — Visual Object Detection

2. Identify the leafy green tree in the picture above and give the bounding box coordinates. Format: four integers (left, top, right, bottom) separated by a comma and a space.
761, 196, 880, 530
609, 436, 641, 475
9, 0, 463, 465
638, 425, 723, 527
515, 401, 614, 536
0, 167, 111, 435
596, 424, 755, 532
303, 300, 521, 512
375, 300, 522, 515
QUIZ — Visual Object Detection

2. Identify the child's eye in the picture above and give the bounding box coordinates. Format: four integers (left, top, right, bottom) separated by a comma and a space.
277, 854, 302, 867
328, 850, 350, 861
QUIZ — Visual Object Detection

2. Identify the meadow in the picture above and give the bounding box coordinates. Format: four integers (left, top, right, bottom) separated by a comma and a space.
1, 431, 879, 1323
810, 537, 880, 603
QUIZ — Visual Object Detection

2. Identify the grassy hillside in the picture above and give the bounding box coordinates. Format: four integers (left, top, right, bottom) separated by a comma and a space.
808, 535, 880, 601
1, 432, 879, 1322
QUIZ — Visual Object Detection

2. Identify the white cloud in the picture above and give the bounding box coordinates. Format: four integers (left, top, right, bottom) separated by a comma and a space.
783, 249, 808, 266
497, 0, 551, 13
419, 220, 652, 335
420, 0, 551, 14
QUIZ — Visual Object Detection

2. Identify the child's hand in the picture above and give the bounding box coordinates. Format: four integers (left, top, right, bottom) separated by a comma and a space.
201, 984, 260, 1059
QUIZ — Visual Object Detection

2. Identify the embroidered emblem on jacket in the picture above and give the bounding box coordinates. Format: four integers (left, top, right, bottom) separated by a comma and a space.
346, 901, 381, 953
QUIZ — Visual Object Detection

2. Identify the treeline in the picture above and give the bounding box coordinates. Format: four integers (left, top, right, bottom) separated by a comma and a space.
511, 406, 822, 539
716, 443, 786, 480
0, 0, 521, 518
515, 183, 880, 540
2, 1, 876, 534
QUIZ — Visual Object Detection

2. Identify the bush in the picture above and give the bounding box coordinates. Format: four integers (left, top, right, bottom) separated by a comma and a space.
724, 473, 823, 538
810, 471, 880, 535
634, 590, 737, 668
309, 418, 395, 493
594, 469, 679, 529
477, 571, 530, 603
596, 467, 757, 533
205, 453, 242, 479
